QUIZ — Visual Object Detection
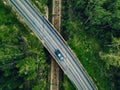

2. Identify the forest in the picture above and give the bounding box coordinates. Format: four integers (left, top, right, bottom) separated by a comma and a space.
62, 0, 120, 90
0, 0, 120, 90
0, 0, 50, 90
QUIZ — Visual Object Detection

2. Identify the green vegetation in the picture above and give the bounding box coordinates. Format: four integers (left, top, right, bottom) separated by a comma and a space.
62, 0, 120, 90
0, 1, 49, 90
31, 0, 48, 14
63, 75, 77, 90
1, 0, 120, 90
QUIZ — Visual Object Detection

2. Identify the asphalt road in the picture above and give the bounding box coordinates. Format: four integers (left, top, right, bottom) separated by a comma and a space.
8, 0, 97, 90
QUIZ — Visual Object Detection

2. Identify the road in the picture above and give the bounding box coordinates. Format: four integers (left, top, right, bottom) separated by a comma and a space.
8, 0, 97, 90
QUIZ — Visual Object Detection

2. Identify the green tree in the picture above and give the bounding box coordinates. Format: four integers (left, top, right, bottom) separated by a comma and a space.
100, 37, 120, 68
62, 0, 120, 90
0, 1, 49, 90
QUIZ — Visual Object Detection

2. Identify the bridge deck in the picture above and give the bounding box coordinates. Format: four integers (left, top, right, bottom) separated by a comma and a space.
8, 0, 97, 90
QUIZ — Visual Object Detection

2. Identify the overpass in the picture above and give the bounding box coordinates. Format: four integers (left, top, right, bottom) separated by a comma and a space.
8, 0, 97, 90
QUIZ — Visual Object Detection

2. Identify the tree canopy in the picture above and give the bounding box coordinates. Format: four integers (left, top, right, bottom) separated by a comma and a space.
0, 1, 49, 90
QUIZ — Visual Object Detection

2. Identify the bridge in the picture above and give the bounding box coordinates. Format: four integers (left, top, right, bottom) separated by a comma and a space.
8, 0, 97, 90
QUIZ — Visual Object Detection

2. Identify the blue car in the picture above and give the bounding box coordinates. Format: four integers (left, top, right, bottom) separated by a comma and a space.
55, 50, 64, 60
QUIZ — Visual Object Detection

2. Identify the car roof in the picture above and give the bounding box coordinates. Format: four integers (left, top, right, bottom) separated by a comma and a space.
55, 50, 64, 60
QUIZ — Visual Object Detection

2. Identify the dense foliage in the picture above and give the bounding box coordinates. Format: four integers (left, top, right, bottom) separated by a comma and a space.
0, 1, 49, 90
62, 0, 120, 90
1, 0, 120, 90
